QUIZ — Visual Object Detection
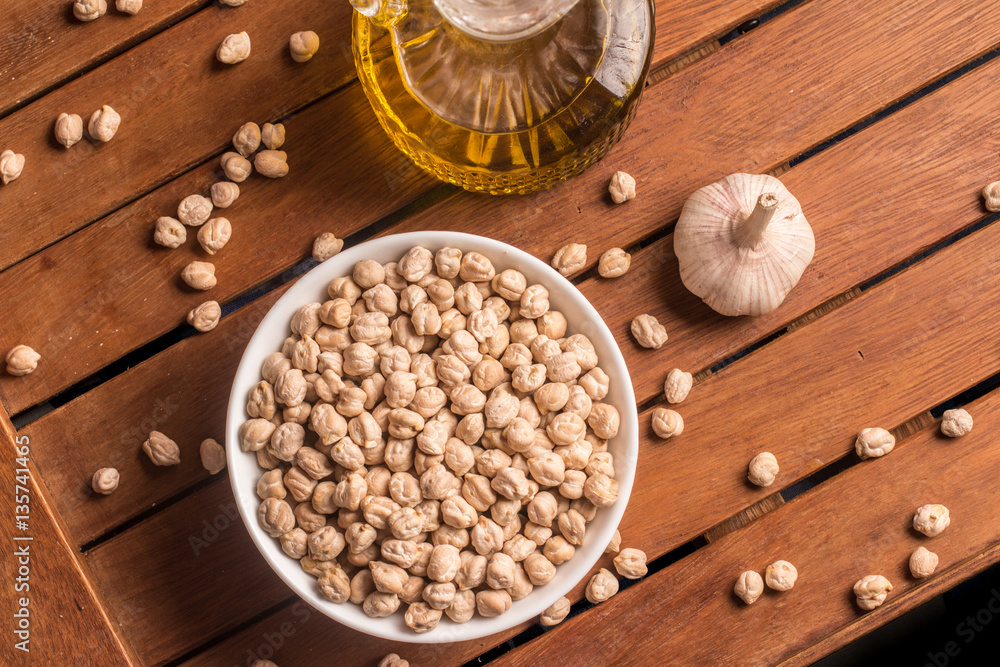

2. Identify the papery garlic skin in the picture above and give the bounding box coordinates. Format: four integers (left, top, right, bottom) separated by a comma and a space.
674, 173, 815, 316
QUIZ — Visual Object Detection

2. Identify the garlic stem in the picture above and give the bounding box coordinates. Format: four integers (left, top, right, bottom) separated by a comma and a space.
735, 192, 779, 249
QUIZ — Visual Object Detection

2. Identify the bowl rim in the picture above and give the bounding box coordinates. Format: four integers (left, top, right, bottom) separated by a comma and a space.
226, 231, 639, 643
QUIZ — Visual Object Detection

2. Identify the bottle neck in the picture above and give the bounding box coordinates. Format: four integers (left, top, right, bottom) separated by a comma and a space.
434, 0, 581, 40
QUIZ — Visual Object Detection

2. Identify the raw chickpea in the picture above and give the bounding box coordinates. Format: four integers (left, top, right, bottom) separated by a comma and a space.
404, 602, 443, 633
748, 452, 779, 487
765, 560, 798, 591
557, 509, 587, 546
734, 570, 764, 604
587, 403, 620, 439
559, 469, 586, 500
543, 535, 575, 566
580, 367, 610, 401
500, 343, 533, 371
221, 152, 252, 182
651, 407, 683, 439
520, 284, 550, 319
854, 574, 892, 610
318, 566, 351, 603
422, 581, 457, 610
283, 466, 316, 502
217, 31, 251, 64
598, 247, 631, 278
447, 588, 477, 623
181, 261, 217, 290
400, 575, 426, 604
631, 313, 668, 349
153, 216, 186, 249
535, 382, 570, 414
540, 596, 571, 626
427, 544, 462, 582
91, 467, 120, 495
909, 546, 939, 578
88, 105, 120, 142
289, 30, 321, 63
232, 122, 261, 157
613, 547, 647, 579
585, 568, 619, 603
476, 589, 512, 617
913, 503, 950, 537
583, 473, 618, 508
143, 431, 180, 466
371, 561, 410, 595
258, 497, 295, 537
354, 259, 386, 289
551, 243, 587, 277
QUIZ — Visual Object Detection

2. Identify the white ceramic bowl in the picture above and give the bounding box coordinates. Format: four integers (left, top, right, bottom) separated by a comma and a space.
227, 232, 638, 643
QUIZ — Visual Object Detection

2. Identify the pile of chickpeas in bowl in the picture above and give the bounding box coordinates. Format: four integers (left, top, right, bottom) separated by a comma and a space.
228, 232, 638, 641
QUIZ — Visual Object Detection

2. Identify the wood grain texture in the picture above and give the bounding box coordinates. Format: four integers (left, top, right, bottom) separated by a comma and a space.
0, 407, 135, 666
0, 82, 438, 417
0, 0, 210, 118
383, 0, 1000, 272
647, 0, 780, 67
0, 0, 356, 272
83, 478, 292, 666
490, 389, 1000, 666
619, 216, 1000, 558
20, 287, 285, 546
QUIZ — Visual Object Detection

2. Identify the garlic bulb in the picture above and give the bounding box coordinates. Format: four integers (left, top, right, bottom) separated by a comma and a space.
673, 173, 815, 316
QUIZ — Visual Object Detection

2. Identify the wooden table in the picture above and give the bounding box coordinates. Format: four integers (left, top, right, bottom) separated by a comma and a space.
3, 0, 1000, 664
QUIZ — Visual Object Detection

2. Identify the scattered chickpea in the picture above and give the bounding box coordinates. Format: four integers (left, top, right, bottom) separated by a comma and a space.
219, 0, 248, 5
116, 0, 142, 14
613, 547, 647, 579
177, 194, 214, 227
551, 243, 588, 277
261, 123, 286, 150
73, 0, 107, 21
747, 452, 779, 487
187, 301, 222, 332
734, 570, 764, 604
913, 504, 950, 537
909, 546, 938, 578
663, 368, 692, 404
153, 216, 186, 249
217, 32, 252, 64
289, 31, 321, 62
631, 314, 667, 349
378, 654, 409, 667
983, 181, 1000, 212
540, 596, 571, 626
650, 407, 683, 439
854, 574, 892, 610
200, 438, 227, 474
91, 467, 120, 495
210, 182, 240, 209
0, 150, 25, 185
313, 233, 344, 262
855, 427, 895, 460
940, 408, 973, 437
605, 529, 621, 554
585, 568, 619, 603
54, 113, 84, 148
5, 345, 40, 376
181, 261, 217, 290
142, 431, 181, 466
197, 217, 232, 255
598, 247, 631, 278
255, 150, 289, 178
764, 560, 797, 591
221, 152, 252, 182
88, 105, 121, 142
608, 171, 636, 204
233, 122, 261, 157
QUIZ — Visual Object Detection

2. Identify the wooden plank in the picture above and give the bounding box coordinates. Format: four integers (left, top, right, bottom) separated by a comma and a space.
647, 0, 779, 68
20, 287, 285, 546
0, 406, 136, 665
0, 82, 439, 417
0, 0, 356, 272
488, 389, 1000, 666
619, 216, 1000, 558
5, 0, 998, 422
84, 478, 293, 666
0, 0, 210, 117
18, 0, 1000, 551
384, 0, 1000, 275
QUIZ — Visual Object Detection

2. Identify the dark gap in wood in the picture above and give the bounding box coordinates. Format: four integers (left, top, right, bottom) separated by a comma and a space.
708, 327, 789, 376
463, 535, 709, 667
857, 211, 1000, 293
931, 368, 1000, 419
0, 1, 216, 122
161, 597, 299, 667
80, 474, 221, 553
788, 42, 1000, 169
718, 0, 810, 46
